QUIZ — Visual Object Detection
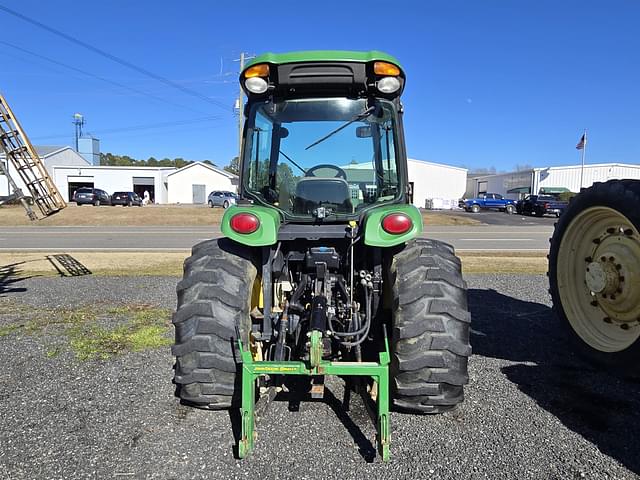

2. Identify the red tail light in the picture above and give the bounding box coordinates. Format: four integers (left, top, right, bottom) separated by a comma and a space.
230, 213, 260, 234
382, 213, 412, 234
544, 203, 550, 209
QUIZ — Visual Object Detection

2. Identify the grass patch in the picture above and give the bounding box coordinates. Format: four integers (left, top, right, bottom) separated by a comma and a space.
1, 203, 479, 227
0, 204, 225, 226
460, 252, 548, 274
0, 252, 186, 278
0, 324, 21, 337
0, 300, 172, 359
67, 307, 172, 360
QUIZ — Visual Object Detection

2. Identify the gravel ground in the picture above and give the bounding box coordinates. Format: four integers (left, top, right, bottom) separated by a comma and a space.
1, 273, 639, 479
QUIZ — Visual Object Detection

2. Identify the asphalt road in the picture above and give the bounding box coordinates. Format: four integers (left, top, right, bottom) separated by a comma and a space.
1, 273, 638, 478
0, 224, 554, 251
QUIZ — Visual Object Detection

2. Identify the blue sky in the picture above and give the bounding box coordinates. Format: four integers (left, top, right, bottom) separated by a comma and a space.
1, 1, 639, 172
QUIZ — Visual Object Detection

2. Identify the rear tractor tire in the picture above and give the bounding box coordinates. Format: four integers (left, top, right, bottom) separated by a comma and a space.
389, 238, 471, 413
172, 238, 257, 409
549, 179, 640, 370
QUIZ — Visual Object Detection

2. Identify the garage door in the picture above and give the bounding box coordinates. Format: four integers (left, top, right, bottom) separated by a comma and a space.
192, 184, 206, 204
68, 176, 94, 201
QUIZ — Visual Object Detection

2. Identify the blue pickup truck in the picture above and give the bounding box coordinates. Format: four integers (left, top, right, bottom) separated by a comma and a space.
463, 193, 517, 214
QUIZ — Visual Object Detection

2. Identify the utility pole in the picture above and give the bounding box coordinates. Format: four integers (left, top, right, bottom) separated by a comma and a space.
234, 52, 255, 161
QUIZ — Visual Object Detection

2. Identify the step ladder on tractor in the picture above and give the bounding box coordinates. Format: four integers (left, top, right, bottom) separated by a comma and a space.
0, 92, 66, 220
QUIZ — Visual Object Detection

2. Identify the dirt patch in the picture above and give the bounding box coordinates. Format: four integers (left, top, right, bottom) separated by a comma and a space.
1, 249, 546, 277
0, 251, 186, 277
422, 211, 481, 226
460, 251, 547, 274
0, 204, 224, 226
1, 204, 479, 227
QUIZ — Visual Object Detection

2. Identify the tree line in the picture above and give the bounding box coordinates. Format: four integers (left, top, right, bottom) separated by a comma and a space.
100, 152, 217, 169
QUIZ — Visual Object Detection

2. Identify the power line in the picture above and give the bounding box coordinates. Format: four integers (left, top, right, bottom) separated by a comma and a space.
30, 116, 222, 141
0, 40, 210, 115
0, 4, 233, 113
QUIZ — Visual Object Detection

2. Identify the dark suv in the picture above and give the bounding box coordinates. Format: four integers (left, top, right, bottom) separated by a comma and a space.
74, 188, 111, 206
111, 191, 142, 207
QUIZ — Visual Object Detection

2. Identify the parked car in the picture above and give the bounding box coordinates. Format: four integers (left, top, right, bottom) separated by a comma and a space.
111, 191, 143, 207
207, 190, 238, 208
74, 187, 111, 206
463, 193, 516, 214
516, 194, 568, 217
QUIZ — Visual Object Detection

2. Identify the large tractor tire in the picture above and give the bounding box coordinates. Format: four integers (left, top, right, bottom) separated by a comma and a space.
549, 179, 640, 370
172, 238, 257, 409
389, 238, 471, 413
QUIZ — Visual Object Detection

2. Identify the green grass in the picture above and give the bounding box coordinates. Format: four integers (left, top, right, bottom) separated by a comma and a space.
67, 307, 172, 360
0, 301, 172, 360
0, 324, 21, 337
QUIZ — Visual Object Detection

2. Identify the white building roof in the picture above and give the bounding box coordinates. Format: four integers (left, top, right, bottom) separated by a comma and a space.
408, 158, 468, 172
166, 161, 237, 179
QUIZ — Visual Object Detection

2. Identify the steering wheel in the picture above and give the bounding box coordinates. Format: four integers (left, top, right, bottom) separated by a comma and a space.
305, 164, 347, 180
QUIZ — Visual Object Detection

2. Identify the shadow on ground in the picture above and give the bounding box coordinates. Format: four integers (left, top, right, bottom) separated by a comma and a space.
469, 288, 640, 474
227, 377, 379, 462
0, 262, 29, 296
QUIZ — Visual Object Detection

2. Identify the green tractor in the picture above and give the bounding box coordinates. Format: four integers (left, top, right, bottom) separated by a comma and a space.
171, 51, 471, 460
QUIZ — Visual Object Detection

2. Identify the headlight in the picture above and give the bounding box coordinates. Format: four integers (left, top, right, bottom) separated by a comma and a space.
377, 76, 401, 94
245, 77, 268, 94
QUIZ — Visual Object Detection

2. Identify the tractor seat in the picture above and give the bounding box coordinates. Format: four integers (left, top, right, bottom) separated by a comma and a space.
294, 177, 352, 215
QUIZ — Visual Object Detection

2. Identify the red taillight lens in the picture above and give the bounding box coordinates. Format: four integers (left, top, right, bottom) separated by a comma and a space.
230, 213, 260, 234
382, 213, 412, 234
544, 203, 550, 209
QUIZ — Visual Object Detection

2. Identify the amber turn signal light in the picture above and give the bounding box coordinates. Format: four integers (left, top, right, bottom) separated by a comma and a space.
244, 64, 270, 78
373, 61, 400, 76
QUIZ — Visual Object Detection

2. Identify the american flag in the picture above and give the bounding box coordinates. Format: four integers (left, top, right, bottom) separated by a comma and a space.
576, 132, 587, 150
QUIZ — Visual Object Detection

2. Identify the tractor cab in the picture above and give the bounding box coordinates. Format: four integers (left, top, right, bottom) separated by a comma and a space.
239, 51, 408, 223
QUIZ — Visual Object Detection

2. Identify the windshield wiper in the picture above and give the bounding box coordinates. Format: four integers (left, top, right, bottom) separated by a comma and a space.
305, 106, 376, 150
279, 150, 306, 174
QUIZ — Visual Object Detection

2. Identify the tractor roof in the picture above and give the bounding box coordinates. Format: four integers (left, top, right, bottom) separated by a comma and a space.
245, 50, 403, 71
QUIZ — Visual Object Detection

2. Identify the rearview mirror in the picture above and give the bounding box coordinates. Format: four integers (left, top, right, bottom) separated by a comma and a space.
356, 126, 372, 138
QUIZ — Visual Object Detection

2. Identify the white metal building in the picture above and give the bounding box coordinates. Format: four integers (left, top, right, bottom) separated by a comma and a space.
1, 145, 89, 198
467, 162, 640, 200
166, 162, 238, 204
52, 165, 176, 203
406, 158, 468, 209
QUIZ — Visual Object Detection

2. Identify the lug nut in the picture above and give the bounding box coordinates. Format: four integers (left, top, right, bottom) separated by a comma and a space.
609, 256, 615, 262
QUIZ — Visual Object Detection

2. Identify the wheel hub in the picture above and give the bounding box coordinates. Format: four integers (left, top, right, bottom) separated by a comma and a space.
585, 260, 619, 295
556, 206, 640, 352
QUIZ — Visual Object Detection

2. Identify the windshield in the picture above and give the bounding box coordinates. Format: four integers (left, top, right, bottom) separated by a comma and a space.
242, 97, 401, 219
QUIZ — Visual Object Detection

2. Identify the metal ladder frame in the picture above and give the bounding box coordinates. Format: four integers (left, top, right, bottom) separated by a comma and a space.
0, 92, 66, 219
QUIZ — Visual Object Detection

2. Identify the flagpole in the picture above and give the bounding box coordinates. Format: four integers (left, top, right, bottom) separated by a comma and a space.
579, 129, 587, 190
